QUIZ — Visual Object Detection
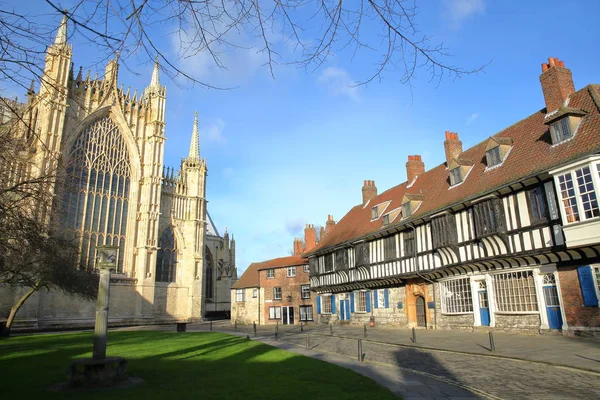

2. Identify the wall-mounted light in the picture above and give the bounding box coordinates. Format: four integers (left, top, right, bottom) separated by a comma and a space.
287, 295, 292, 302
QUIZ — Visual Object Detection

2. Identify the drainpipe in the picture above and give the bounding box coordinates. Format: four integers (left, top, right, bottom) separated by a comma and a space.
408, 223, 438, 330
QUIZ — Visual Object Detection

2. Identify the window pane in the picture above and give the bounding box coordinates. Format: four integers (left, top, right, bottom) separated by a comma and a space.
558, 173, 579, 222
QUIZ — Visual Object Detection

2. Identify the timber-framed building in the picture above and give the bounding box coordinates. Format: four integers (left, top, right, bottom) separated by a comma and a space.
307, 58, 600, 337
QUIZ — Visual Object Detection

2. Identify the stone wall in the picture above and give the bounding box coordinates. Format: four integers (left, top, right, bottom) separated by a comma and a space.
1, 278, 191, 330
494, 314, 541, 333
230, 287, 259, 325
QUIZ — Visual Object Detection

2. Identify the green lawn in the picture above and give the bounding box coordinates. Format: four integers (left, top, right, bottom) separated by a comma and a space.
0, 331, 398, 399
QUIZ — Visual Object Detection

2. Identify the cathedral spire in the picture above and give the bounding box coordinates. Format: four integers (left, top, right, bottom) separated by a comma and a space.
150, 56, 160, 87
188, 111, 200, 160
54, 14, 68, 45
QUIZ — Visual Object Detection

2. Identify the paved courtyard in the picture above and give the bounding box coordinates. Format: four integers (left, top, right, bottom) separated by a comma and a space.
176, 321, 600, 399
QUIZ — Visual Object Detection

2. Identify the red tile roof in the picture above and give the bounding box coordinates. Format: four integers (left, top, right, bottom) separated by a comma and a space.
231, 255, 307, 289
309, 84, 600, 255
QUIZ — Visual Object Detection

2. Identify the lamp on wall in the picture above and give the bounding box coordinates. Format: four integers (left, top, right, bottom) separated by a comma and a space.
286, 295, 292, 302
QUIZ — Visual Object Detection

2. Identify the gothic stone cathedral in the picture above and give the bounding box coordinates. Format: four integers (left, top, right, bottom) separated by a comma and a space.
0, 17, 236, 328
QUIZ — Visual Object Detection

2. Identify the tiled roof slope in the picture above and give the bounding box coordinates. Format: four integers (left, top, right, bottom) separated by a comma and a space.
232, 255, 307, 289
309, 84, 600, 255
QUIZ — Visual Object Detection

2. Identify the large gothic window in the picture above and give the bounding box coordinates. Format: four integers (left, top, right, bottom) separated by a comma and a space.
156, 227, 177, 282
61, 116, 131, 272
205, 246, 214, 299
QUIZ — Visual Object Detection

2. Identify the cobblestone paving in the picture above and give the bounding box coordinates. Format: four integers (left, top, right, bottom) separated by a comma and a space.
277, 332, 600, 400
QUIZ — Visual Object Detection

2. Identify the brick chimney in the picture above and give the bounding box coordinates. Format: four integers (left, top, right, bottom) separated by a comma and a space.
304, 224, 316, 252
406, 155, 425, 184
293, 238, 303, 256
325, 214, 336, 234
444, 131, 462, 166
540, 57, 575, 113
362, 180, 377, 205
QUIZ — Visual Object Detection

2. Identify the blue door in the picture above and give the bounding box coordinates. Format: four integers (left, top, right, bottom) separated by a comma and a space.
478, 289, 490, 326
543, 285, 563, 329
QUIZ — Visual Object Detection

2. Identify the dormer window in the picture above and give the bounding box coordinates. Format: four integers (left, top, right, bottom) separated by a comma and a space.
382, 214, 390, 225
485, 136, 513, 169
450, 167, 462, 186
545, 107, 585, 145
402, 202, 411, 218
401, 193, 424, 219
550, 118, 571, 143
448, 157, 473, 187
371, 206, 379, 219
486, 146, 502, 167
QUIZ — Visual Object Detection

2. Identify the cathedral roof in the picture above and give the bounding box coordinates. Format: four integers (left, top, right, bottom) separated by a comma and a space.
206, 211, 220, 237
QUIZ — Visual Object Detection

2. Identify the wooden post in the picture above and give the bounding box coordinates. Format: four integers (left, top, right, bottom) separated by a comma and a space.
330, 323, 333, 336
364, 324, 367, 338
358, 339, 363, 362
210, 321, 213, 331
411, 327, 416, 343
234, 320, 238, 332
306, 332, 309, 350
300, 322, 303, 332
489, 331, 496, 352
275, 321, 279, 340
253, 321, 257, 337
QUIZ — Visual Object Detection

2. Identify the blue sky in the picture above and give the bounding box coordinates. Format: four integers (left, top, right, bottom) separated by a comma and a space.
4, 0, 600, 275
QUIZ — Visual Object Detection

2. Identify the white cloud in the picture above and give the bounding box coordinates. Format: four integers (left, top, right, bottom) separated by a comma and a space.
442, 0, 486, 30
466, 112, 480, 125
200, 118, 226, 144
317, 67, 360, 102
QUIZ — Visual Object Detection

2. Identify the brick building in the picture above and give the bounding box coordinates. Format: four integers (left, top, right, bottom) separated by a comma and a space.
306, 58, 600, 337
231, 222, 334, 325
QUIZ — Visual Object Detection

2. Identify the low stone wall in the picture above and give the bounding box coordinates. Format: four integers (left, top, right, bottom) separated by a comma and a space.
494, 314, 541, 334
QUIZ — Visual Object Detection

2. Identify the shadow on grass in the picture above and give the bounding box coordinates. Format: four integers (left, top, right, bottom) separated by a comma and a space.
0, 331, 399, 400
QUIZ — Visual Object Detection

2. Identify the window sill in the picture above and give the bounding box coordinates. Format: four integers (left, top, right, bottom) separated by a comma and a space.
494, 311, 539, 315
441, 312, 473, 316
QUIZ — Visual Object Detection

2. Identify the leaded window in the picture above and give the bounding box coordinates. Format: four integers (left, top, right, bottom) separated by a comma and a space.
204, 246, 214, 298
486, 146, 502, 167
431, 213, 458, 249
356, 291, 367, 312
441, 279, 473, 314
492, 270, 538, 312
335, 248, 348, 270
355, 242, 370, 267
156, 227, 177, 282
527, 186, 548, 223
450, 168, 463, 186
322, 294, 332, 314
60, 116, 131, 271
308, 258, 318, 275
403, 231, 415, 256
550, 118, 571, 143
473, 198, 506, 237
236, 289, 245, 302
384, 235, 396, 261
324, 253, 334, 272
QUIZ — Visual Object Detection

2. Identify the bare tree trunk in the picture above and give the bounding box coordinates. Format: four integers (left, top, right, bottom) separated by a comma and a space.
5, 281, 40, 333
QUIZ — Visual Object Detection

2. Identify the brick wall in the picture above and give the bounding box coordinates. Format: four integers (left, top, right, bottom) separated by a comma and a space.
558, 266, 600, 337
260, 264, 315, 325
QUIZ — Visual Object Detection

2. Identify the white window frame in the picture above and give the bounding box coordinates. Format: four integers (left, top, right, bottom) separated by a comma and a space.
552, 158, 600, 225
321, 294, 332, 314
301, 284, 311, 299
376, 289, 385, 308
440, 278, 473, 314
592, 264, 600, 303
303, 265, 309, 273
235, 289, 245, 302
355, 291, 367, 313
266, 268, 275, 279
273, 287, 282, 300
550, 118, 572, 144
492, 270, 538, 313
299, 305, 313, 321
252, 288, 257, 298
269, 306, 281, 320
287, 266, 296, 277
